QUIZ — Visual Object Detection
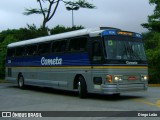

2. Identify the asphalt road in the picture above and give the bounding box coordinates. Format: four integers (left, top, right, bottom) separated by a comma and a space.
0, 83, 160, 120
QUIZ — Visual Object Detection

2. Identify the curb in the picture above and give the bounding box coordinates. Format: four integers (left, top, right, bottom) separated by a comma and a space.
148, 84, 160, 87
0, 80, 9, 83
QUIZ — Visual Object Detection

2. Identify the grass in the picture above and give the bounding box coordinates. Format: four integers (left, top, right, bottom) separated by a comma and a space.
0, 79, 7, 83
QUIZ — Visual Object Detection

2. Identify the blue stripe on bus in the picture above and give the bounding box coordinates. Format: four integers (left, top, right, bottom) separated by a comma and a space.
6, 53, 147, 67
6, 53, 90, 67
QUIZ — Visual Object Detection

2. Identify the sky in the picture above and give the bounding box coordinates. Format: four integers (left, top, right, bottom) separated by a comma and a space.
0, 0, 155, 33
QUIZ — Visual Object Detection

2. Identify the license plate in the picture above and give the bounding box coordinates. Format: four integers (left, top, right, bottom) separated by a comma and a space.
128, 76, 136, 80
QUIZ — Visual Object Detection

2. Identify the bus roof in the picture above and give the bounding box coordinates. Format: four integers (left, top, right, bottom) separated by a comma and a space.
7, 27, 142, 48
8, 28, 102, 48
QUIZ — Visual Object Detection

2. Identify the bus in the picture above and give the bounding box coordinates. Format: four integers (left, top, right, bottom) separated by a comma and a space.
5, 27, 148, 98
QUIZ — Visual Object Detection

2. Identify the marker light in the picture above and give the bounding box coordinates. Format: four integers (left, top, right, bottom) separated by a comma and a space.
115, 77, 119, 81
118, 31, 133, 36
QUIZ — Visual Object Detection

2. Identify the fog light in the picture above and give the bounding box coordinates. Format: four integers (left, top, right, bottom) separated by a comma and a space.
114, 75, 123, 82
141, 75, 148, 81
144, 76, 148, 80
115, 76, 119, 81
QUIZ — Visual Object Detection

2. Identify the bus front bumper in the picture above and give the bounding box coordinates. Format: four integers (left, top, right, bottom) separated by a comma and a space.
101, 83, 148, 94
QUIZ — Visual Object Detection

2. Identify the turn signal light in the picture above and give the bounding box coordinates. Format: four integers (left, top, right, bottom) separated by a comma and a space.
106, 75, 112, 83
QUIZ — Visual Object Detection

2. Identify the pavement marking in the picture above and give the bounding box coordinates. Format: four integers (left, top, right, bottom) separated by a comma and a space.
156, 100, 160, 106
133, 99, 160, 108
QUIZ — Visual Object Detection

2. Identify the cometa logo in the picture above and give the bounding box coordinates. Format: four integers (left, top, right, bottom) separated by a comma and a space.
126, 61, 138, 65
41, 57, 62, 66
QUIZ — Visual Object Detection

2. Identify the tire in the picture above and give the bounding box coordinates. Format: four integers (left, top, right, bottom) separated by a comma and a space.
112, 93, 120, 97
77, 76, 87, 98
18, 75, 25, 89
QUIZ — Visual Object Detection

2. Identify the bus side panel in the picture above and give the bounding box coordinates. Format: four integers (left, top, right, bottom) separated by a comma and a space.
5, 53, 92, 91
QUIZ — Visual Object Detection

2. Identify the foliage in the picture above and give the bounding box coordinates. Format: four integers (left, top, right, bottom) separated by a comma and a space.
65, 0, 96, 9
24, 24, 49, 38
0, 35, 17, 78
142, 0, 160, 83
142, 0, 160, 32
23, 0, 95, 29
0, 24, 48, 43
143, 32, 160, 83
50, 25, 84, 34
24, 0, 60, 29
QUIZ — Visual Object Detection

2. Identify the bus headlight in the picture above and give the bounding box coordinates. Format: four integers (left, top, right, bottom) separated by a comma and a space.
114, 75, 123, 82
141, 75, 148, 81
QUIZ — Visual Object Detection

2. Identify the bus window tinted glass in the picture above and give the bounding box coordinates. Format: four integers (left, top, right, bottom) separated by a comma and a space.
16, 47, 25, 56
52, 40, 67, 53
69, 37, 87, 52
26, 45, 37, 56
38, 43, 51, 55
7, 48, 15, 57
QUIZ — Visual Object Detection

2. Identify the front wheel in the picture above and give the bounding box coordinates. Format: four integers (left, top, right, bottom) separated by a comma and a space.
77, 76, 87, 98
18, 75, 25, 89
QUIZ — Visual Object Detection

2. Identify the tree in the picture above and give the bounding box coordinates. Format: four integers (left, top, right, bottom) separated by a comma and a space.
142, 32, 160, 83
141, 0, 160, 83
142, 0, 160, 32
50, 25, 84, 34
24, 0, 95, 30
0, 35, 17, 78
142, 35, 160, 84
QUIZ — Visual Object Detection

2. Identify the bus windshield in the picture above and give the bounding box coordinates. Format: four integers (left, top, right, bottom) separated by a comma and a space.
104, 36, 147, 61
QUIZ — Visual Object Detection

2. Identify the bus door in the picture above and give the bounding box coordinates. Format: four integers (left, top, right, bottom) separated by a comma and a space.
91, 38, 104, 92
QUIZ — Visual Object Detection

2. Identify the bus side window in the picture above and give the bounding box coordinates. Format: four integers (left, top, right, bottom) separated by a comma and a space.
68, 37, 87, 52
7, 48, 16, 57
16, 47, 25, 57
38, 43, 51, 55
26, 45, 37, 56
92, 42, 102, 61
52, 40, 67, 53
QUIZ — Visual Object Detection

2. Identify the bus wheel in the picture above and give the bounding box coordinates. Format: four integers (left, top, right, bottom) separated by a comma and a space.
18, 75, 25, 89
77, 76, 87, 98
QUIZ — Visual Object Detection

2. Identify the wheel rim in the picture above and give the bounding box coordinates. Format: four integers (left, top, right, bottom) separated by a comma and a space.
19, 77, 23, 87
78, 81, 81, 94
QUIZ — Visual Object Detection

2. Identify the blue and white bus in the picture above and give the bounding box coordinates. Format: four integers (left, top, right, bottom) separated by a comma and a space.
5, 27, 148, 98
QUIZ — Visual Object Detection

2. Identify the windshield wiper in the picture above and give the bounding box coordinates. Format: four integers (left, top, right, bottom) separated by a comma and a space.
122, 44, 131, 59
123, 44, 142, 60
128, 45, 142, 60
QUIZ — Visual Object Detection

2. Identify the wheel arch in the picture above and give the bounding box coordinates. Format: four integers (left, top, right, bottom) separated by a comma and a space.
17, 72, 23, 80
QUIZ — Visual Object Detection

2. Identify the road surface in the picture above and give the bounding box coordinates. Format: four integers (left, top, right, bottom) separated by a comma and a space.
0, 83, 159, 120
